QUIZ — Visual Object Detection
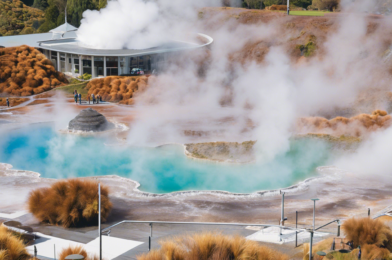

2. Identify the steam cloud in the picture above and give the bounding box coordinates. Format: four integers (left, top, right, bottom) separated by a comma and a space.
77, 0, 240, 49
79, 0, 392, 174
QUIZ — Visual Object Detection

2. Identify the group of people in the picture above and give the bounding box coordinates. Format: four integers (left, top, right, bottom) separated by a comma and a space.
346, 241, 361, 259
88, 94, 102, 104
74, 90, 82, 104
74, 90, 103, 105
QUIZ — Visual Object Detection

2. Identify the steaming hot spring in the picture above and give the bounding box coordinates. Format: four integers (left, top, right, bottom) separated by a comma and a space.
0, 119, 336, 194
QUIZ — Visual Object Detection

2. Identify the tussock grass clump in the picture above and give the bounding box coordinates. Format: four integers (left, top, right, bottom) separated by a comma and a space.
28, 179, 112, 228
86, 76, 150, 105
298, 110, 391, 137
269, 5, 287, 11
0, 97, 29, 107
137, 232, 288, 260
0, 225, 30, 260
0, 45, 68, 96
342, 217, 392, 250
59, 245, 99, 260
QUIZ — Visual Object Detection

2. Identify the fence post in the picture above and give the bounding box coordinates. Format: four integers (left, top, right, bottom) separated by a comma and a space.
368, 208, 370, 217
295, 211, 298, 248
309, 231, 313, 260
149, 223, 153, 251
337, 220, 340, 237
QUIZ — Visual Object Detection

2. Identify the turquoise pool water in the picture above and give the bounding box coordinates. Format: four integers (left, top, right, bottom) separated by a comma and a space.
0, 124, 331, 194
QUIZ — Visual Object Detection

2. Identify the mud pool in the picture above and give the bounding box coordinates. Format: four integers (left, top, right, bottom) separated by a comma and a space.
0, 124, 333, 194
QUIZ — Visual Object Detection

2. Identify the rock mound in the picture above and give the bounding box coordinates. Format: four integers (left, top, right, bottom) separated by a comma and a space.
68, 108, 114, 132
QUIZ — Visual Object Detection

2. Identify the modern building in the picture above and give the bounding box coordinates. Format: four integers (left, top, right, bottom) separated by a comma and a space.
0, 22, 213, 79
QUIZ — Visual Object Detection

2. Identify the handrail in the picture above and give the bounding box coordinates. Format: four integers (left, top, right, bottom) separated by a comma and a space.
315, 219, 340, 231
101, 220, 309, 233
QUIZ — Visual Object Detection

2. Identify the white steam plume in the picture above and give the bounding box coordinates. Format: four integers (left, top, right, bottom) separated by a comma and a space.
77, 0, 240, 49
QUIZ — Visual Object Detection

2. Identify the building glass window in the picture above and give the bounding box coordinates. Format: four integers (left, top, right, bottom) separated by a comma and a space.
72, 55, 80, 74
94, 57, 104, 77
51, 51, 58, 70
82, 55, 92, 75
60, 53, 66, 73
106, 57, 118, 76
67, 55, 72, 72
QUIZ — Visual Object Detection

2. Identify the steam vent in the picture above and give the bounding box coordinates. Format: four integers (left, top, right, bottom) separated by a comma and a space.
68, 108, 114, 132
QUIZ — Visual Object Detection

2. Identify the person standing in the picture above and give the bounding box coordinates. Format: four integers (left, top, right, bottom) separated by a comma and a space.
79, 93, 82, 105
96, 95, 99, 104
358, 246, 361, 259
6, 98, 9, 108
74, 91, 78, 103
92, 94, 95, 104
88, 95, 90, 105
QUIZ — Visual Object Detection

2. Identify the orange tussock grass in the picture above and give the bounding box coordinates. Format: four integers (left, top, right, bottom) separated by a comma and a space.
28, 179, 112, 228
0, 225, 30, 260
269, 5, 287, 11
137, 232, 288, 260
303, 238, 392, 260
58, 245, 99, 260
0, 45, 68, 96
298, 110, 392, 137
0, 97, 29, 107
342, 217, 392, 251
86, 76, 150, 105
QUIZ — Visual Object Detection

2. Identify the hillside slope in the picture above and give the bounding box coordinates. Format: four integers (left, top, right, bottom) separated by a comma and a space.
0, 0, 45, 36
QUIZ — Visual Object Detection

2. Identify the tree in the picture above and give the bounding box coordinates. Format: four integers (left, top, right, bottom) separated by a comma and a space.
67, 0, 98, 27
311, 0, 339, 11
243, 0, 264, 9
32, 0, 49, 10
291, 0, 312, 8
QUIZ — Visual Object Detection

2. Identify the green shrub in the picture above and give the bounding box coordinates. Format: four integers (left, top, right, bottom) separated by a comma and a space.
83, 73, 92, 80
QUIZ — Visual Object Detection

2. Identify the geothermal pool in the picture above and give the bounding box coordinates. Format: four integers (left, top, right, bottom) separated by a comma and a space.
0, 124, 332, 194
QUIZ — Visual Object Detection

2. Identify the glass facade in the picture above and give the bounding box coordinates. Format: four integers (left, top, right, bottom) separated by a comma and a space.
60, 53, 66, 73
119, 57, 127, 75
106, 57, 118, 76
67, 54, 72, 72
94, 57, 104, 77
51, 51, 58, 70
82, 56, 92, 75
73, 55, 80, 74
130, 55, 151, 73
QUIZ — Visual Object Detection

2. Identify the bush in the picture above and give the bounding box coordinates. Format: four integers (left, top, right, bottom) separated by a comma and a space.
0, 225, 30, 260
28, 179, 112, 228
137, 232, 288, 260
342, 217, 392, 250
310, 0, 338, 11
0, 45, 68, 96
270, 4, 287, 10
86, 76, 150, 104
59, 245, 98, 260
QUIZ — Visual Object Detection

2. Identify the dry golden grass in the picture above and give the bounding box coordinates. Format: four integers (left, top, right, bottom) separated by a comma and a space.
342, 217, 392, 250
28, 179, 112, 228
0, 45, 68, 96
58, 245, 99, 260
269, 5, 287, 11
298, 110, 392, 137
0, 97, 29, 107
86, 76, 150, 105
0, 225, 30, 260
137, 232, 288, 260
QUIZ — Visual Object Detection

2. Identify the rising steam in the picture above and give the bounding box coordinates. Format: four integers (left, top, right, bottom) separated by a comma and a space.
76, 0, 392, 172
